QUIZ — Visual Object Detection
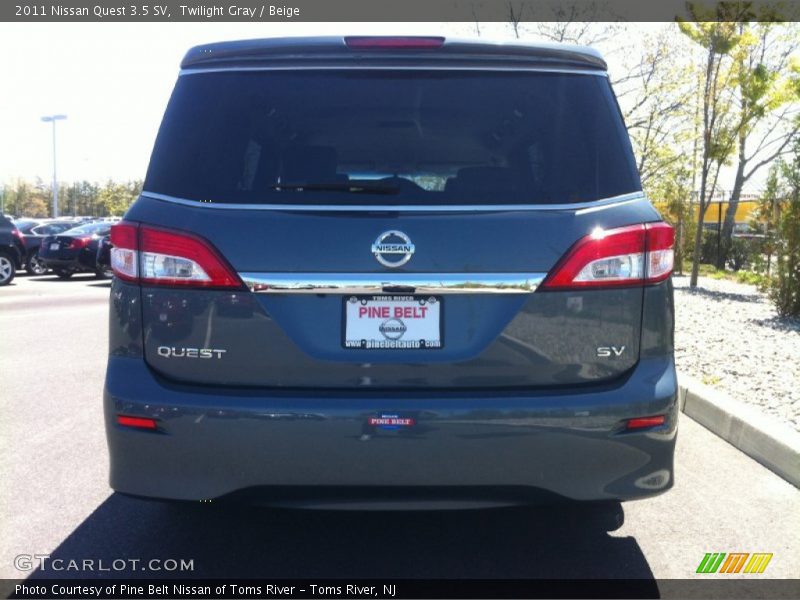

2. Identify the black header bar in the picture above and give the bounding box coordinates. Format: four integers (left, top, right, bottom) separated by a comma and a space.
3, 0, 800, 23
3, 579, 800, 600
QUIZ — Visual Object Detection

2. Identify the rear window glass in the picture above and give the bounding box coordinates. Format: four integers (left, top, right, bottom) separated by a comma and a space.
145, 71, 640, 205
33, 222, 73, 235
14, 220, 41, 233
63, 223, 111, 236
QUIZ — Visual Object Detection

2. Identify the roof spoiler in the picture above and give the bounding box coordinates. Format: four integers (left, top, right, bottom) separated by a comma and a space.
180, 36, 607, 71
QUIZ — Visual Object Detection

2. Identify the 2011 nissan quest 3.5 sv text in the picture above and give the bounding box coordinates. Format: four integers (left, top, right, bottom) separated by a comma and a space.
104, 36, 677, 508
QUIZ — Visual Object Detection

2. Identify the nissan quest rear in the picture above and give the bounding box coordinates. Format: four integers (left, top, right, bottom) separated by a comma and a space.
104, 36, 677, 507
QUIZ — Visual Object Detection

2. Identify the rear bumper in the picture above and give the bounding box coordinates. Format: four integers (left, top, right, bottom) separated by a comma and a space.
104, 356, 678, 505
40, 257, 80, 268
40, 249, 95, 271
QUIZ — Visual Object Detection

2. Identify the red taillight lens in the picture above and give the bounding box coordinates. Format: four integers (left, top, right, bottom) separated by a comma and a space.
345, 36, 445, 49
110, 222, 139, 282
117, 415, 158, 430
111, 221, 138, 249
541, 222, 674, 290
626, 415, 666, 430
542, 224, 645, 289
110, 221, 242, 289
12, 228, 25, 246
69, 236, 92, 249
644, 222, 675, 283
139, 227, 241, 288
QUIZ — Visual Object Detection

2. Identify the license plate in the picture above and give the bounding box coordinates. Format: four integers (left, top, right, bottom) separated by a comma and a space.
50, 243, 59, 250
344, 295, 442, 349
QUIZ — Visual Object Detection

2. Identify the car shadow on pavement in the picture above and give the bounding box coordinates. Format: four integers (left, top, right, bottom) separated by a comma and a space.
680, 286, 761, 304
29, 275, 97, 283
29, 493, 656, 581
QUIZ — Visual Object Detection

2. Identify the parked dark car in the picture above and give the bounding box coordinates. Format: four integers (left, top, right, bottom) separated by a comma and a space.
38, 221, 113, 279
0, 215, 25, 285
105, 37, 677, 509
15, 219, 78, 274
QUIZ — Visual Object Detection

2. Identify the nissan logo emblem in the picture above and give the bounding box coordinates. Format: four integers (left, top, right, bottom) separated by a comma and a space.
378, 318, 407, 340
371, 230, 415, 268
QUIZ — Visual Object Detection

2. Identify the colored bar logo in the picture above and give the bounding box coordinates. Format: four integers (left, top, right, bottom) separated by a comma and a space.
696, 553, 773, 574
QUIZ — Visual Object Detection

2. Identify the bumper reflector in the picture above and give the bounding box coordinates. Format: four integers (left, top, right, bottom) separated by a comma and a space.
117, 415, 158, 430
625, 415, 666, 430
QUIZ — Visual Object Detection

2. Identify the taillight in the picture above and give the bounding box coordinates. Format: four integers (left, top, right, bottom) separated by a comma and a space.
110, 221, 242, 289
110, 222, 138, 282
345, 36, 445, 49
644, 222, 675, 283
139, 227, 241, 288
11, 228, 26, 246
68, 236, 92, 249
541, 222, 674, 290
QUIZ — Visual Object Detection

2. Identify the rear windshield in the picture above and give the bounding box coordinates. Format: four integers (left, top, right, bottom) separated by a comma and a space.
63, 223, 111, 236
14, 220, 41, 233
145, 71, 641, 205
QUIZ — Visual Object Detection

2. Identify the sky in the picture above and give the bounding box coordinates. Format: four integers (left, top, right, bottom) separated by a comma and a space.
0, 21, 758, 192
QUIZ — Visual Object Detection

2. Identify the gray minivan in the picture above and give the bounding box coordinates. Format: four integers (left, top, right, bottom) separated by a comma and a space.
105, 36, 677, 507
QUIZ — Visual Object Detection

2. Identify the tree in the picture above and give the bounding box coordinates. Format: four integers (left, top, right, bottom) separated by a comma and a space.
95, 180, 142, 216
716, 22, 800, 268
31, 178, 52, 217
74, 181, 101, 216
679, 8, 747, 287
2, 180, 49, 218
620, 26, 695, 188
753, 164, 782, 275
2, 180, 30, 217
507, 2, 524, 39
533, 17, 622, 47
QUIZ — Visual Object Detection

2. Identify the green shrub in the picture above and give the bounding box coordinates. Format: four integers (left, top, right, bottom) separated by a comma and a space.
770, 191, 800, 317
690, 228, 765, 272
736, 270, 772, 291
696, 229, 727, 266
727, 237, 764, 271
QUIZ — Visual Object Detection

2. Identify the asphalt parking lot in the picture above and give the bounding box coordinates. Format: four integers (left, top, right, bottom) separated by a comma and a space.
1, 273, 798, 587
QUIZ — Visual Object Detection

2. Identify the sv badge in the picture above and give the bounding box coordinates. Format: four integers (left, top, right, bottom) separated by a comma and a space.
597, 346, 626, 358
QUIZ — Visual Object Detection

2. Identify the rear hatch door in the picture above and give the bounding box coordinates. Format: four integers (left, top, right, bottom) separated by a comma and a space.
129, 66, 656, 389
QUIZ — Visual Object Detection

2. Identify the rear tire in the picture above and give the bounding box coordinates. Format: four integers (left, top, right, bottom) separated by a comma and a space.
0, 253, 15, 286
54, 268, 73, 280
27, 252, 48, 275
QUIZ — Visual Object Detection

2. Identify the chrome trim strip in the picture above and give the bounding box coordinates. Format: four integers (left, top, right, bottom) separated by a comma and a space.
240, 273, 547, 294
140, 191, 645, 213
180, 66, 607, 77
574, 196, 644, 215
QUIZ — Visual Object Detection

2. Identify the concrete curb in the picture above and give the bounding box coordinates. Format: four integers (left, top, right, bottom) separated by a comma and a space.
678, 373, 800, 488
